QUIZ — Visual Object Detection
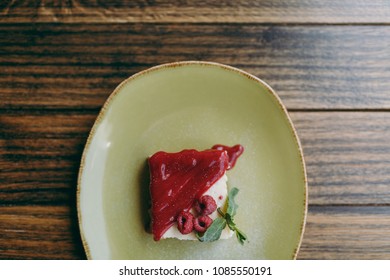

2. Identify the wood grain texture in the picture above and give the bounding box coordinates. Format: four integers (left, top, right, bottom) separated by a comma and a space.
0, 111, 95, 205
298, 206, 390, 259
0, 205, 85, 259
2, 111, 390, 206
1, 0, 390, 23
291, 112, 390, 205
1, 24, 390, 110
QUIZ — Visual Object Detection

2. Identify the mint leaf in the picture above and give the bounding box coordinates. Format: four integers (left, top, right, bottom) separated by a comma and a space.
235, 227, 248, 245
197, 217, 227, 242
227, 187, 239, 217
226, 212, 247, 245
224, 213, 236, 230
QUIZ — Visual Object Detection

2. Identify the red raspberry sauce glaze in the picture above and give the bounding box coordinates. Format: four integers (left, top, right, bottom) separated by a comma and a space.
148, 144, 244, 241
212, 144, 244, 170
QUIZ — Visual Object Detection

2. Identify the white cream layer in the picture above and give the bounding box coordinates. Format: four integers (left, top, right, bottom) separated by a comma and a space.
161, 173, 233, 240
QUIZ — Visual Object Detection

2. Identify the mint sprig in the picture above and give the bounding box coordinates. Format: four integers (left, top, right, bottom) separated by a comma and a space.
227, 187, 239, 217
197, 187, 247, 245
197, 217, 226, 242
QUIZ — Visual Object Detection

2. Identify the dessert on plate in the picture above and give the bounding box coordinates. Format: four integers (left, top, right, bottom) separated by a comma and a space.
148, 144, 246, 244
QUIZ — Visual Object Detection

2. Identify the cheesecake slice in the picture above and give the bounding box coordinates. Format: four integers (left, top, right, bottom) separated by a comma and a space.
148, 145, 243, 241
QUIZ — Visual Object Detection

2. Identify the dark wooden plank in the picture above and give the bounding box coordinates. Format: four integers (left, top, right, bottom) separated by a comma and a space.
0, 111, 96, 205
1, 0, 389, 24
0, 205, 85, 259
1, 24, 390, 110
291, 112, 390, 205
298, 206, 390, 259
1, 111, 390, 205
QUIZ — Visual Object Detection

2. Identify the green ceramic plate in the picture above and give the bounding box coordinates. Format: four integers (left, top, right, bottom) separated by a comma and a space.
77, 61, 307, 260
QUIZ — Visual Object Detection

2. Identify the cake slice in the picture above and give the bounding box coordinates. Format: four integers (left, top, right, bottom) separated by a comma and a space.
148, 145, 243, 241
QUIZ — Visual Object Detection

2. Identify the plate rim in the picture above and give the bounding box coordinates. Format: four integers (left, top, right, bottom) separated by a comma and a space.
77, 60, 308, 260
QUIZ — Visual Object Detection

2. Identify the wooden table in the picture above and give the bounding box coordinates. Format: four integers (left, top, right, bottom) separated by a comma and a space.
1, 1, 390, 260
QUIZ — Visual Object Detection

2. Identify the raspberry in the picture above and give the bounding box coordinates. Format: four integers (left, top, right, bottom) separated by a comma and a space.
194, 195, 217, 216
193, 215, 213, 233
176, 211, 194, 234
